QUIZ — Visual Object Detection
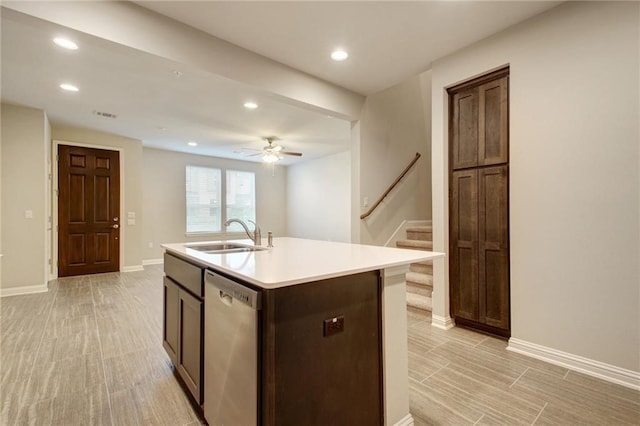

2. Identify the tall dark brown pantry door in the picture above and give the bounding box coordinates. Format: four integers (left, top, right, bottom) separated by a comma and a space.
58, 145, 120, 277
448, 67, 510, 337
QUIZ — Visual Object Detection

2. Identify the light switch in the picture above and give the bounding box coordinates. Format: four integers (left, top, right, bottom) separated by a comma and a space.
127, 218, 135, 226
127, 211, 136, 219
25, 210, 33, 219
363, 197, 369, 208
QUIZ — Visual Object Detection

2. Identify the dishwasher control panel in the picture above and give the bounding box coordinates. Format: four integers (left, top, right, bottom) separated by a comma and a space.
205, 270, 261, 309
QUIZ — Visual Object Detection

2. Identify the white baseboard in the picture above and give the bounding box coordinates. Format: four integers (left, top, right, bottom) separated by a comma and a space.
393, 413, 414, 426
0, 283, 48, 297
508, 338, 640, 391
121, 265, 144, 272
431, 314, 454, 330
142, 258, 164, 266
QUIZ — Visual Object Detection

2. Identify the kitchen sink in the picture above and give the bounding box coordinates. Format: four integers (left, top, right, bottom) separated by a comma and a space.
184, 243, 267, 254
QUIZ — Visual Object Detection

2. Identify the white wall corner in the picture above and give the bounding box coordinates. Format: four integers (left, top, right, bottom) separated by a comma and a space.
0, 283, 48, 297
431, 314, 455, 330
393, 413, 415, 426
122, 265, 144, 273
142, 258, 164, 266
508, 338, 640, 391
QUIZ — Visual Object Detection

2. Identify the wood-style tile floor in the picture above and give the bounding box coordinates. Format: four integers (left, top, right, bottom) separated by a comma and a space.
1, 266, 638, 425
407, 307, 640, 425
1, 265, 201, 426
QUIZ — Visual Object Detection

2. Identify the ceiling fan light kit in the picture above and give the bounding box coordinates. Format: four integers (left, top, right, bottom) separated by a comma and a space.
262, 152, 280, 163
258, 137, 303, 163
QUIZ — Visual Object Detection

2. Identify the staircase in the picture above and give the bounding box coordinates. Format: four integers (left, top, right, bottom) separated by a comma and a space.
396, 225, 433, 312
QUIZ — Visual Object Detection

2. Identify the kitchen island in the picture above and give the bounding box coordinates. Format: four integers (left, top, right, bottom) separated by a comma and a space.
162, 237, 444, 426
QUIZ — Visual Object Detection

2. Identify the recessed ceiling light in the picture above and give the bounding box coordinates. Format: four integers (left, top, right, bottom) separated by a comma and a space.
243, 102, 258, 110
53, 37, 78, 50
60, 83, 79, 92
187, 141, 198, 147
331, 49, 349, 61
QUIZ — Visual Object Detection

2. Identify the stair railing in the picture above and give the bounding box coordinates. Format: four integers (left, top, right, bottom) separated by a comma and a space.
360, 152, 422, 220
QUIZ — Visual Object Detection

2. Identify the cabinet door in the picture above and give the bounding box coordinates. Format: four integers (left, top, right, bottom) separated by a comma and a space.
163, 277, 179, 365
450, 170, 479, 322
478, 77, 508, 166
178, 289, 203, 404
451, 87, 479, 170
478, 166, 509, 330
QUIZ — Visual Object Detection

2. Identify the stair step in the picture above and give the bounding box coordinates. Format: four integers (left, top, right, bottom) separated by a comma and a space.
406, 226, 433, 242
396, 240, 433, 250
410, 263, 433, 274
406, 292, 432, 312
407, 281, 433, 298
406, 272, 433, 287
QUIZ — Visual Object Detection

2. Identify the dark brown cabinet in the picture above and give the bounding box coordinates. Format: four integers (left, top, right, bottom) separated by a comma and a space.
163, 253, 204, 404
163, 277, 179, 364
177, 288, 203, 401
260, 271, 382, 425
451, 74, 508, 170
449, 68, 510, 337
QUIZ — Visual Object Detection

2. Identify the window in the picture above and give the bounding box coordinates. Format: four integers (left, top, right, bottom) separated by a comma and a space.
186, 166, 221, 233
226, 170, 256, 232
185, 166, 255, 234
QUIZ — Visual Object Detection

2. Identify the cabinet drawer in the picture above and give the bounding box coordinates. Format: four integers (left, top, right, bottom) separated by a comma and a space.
164, 253, 204, 297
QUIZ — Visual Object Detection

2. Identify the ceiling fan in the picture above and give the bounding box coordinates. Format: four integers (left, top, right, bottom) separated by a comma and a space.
249, 137, 303, 163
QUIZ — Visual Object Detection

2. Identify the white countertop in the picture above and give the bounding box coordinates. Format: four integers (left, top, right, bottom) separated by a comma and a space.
162, 237, 444, 289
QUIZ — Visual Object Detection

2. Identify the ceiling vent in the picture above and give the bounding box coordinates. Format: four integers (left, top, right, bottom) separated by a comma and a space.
93, 110, 117, 119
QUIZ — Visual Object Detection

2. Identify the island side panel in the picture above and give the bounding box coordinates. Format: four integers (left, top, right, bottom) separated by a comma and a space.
381, 265, 413, 426
261, 271, 382, 425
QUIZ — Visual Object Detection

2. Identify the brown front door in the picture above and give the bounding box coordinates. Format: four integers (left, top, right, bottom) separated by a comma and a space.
58, 145, 120, 277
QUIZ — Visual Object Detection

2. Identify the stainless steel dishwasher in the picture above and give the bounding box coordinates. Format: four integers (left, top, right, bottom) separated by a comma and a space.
204, 270, 261, 426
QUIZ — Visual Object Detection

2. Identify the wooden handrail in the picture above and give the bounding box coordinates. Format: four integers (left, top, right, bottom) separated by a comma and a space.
360, 152, 421, 220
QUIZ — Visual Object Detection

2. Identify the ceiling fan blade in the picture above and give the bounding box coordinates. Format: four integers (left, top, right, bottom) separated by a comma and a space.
281, 151, 303, 157
246, 152, 262, 157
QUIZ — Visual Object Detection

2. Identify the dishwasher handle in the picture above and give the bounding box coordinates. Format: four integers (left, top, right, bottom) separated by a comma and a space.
205, 270, 261, 310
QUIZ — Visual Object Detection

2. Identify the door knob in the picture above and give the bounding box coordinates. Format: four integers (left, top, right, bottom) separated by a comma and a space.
113, 217, 119, 222
113, 224, 119, 229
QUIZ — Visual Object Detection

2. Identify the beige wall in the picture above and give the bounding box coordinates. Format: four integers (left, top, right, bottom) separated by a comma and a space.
358, 71, 432, 246
287, 151, 351, 242
141, 147, 287, 260
431, 2, 639, 372
52, 124, 144, 270
1, 103, 49, 292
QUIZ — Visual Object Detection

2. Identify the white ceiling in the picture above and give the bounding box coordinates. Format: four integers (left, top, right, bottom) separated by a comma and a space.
135, 1, 561, 95
1, 2, 561, 165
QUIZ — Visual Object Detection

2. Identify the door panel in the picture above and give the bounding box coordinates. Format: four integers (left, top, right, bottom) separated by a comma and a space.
478, 166, 509, 329
178, 288, 203, 403
479, 77, 508, 166
451, 170, 478, 321
163, 277, 179, 365
451, 89, 479, 170
58, 145, 120, 276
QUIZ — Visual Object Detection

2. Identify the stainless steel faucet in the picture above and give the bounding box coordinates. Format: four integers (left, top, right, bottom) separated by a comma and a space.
225, 218, 261, 246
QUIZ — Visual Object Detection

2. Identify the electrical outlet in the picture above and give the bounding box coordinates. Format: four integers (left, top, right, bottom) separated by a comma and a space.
363, 197, 369, 208
148, 242, 153, 248
323, 315, 344, 337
